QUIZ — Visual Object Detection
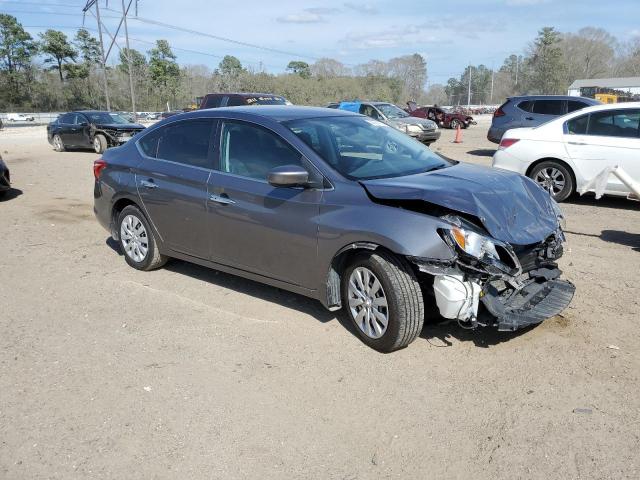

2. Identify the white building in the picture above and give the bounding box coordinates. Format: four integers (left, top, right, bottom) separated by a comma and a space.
568, 77, 640, 100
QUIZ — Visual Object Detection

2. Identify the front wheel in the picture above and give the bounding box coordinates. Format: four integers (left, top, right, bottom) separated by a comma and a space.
117, 205, 168, 271
529, 161, 574, 202
342, 251, 424, 352
449, 119, 461, 129
52, 134, 65, 152
93, 134, 107, 154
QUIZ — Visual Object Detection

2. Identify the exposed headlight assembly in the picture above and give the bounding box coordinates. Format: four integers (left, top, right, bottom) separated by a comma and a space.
405, 124, 423, 134
440, 215, 520, 276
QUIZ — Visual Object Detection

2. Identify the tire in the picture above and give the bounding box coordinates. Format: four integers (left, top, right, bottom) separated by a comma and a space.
342, 251, 424, 352
93, 134, 108, 154
52, 134, 65, 152
449, 119, 461, 129
116, 205, 168, 271
529, 160, 574, 202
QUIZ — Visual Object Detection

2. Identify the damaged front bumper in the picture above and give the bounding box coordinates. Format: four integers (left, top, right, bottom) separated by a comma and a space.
410, 228, 575, 331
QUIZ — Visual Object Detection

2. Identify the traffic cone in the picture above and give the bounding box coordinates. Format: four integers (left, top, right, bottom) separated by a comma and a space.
453, 125, 463, 144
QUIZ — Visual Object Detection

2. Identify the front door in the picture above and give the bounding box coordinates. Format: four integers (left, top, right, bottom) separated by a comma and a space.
136, 118, 217, 259
207, 120, 322, 288
565, 109, 640, 194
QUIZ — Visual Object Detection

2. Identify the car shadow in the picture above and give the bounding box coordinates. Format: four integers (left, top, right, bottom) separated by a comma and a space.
564, 229, 640, 252
104, 237, 545, 348
0, 188, 23, 202
566, 193, 639, 210
467, 149, 496, 157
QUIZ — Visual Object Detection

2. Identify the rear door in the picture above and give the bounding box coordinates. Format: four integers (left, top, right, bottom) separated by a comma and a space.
57, 113, 76, 144
525, 99, 565, 127
135, 118, 217, 259
564, 109, 640, 193
206, 119, 322, 288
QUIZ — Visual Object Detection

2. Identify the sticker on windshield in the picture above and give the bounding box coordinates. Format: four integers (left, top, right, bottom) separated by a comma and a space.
385, 141, 399, 153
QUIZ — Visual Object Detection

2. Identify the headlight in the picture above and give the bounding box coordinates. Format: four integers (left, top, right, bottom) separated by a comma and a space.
405, 124, 423, 134
447, 226, 500, 261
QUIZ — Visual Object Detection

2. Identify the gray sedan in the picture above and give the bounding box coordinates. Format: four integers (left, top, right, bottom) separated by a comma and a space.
94, 106, 574, 352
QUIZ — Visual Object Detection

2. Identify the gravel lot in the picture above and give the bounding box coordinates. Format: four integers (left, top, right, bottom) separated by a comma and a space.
1, 116, 639, 479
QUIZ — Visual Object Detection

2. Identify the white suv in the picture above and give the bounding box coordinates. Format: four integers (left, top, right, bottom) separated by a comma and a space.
492, 102, 640, 201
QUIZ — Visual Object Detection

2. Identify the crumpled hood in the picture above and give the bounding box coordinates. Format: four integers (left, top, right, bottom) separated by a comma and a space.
361, 163, 559, 245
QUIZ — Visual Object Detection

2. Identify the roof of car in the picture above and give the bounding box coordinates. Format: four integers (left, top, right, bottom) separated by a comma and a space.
508, 95, 600, 103
203, 92, 285, 97
197, 105, 359, 121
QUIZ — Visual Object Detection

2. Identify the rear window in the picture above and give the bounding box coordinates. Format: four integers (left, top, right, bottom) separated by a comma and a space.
532, 100, 564, 115
202, 95, 224, 109
516, 100, 533, 112
243, 95, 287, 106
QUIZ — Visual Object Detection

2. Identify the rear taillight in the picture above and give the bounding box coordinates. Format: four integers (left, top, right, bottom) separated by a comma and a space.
499, 138, 519, 149
93, 159, 107, 179
493, 106, 506, 117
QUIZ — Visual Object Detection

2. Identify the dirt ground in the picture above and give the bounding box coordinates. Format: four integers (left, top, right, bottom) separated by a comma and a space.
1, 117, 639, 480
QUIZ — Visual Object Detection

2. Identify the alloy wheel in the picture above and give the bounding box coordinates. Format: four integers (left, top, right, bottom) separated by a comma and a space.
120, 214, 149, 262
534, 167, 566, 196
93, 137, 101, 153
54, 136, 63, 151
348, 267, 389, 339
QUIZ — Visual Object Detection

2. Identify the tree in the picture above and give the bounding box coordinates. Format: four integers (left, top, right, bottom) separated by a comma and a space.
286, 60, 310, 79
424, 83, 447, 105
39, 29, 76, 82
118, 47, 146, 75
0, 14, 37, 73
561, 27, 616, 83
148, 39, 180, 107
218, 55, 243, 76
74, 28, 100, 65
526, 27, 566, 94
311, 58, 349, 78
387, 53, 427, 101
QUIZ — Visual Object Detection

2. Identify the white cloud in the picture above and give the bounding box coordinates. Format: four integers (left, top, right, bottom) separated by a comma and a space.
343, 2, 379, 15
276, 12, 325, 24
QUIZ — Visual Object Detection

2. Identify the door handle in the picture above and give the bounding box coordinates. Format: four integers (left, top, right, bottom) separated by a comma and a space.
140, 179, 158, 189
209, 194, 235, 205
525, 117, 534, 120
568, 141, 586, 146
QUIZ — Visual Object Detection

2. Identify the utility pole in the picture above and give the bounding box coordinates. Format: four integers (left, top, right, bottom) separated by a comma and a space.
122, 0, 136, 114
83, 0, 110, 110
490, 66, 495, 104
467, 64, 472, 109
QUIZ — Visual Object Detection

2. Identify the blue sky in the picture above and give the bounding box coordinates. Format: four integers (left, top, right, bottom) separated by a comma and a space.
2, 0, 639, 84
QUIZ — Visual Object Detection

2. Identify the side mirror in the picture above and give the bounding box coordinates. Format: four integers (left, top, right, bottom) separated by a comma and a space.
267, 165, 309, 188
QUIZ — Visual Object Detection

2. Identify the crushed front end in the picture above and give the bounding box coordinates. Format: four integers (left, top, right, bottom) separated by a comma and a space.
411, 214, 575, 331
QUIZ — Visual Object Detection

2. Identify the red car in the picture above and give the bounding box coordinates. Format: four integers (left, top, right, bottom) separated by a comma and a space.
405, 102, 475, 129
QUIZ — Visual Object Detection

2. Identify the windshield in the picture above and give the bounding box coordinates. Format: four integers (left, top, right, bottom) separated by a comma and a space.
87, 112, 129, 124
376, 103, 410, 119
284, 116, 451, 180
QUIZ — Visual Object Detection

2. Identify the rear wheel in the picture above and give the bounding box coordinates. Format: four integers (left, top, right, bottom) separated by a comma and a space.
93, 134, 107, 154
117, 205, 167, 271
52, 134, 65, 152
342, 251, 424, 352
530, 161, 574, 202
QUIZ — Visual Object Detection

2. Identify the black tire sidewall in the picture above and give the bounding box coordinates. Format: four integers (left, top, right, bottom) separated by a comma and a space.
531, 161, 574, 202
341, 253, 405, 352
117, 206, 158, 270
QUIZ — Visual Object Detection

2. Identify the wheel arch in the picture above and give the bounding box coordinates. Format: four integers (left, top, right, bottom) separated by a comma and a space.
323, 242, 411, 310
110, 197, 141, 240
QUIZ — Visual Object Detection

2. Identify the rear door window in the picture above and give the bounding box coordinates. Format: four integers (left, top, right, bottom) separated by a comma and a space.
567, 100, 590, 113
59, 113, 74, 124
566, 115, 589, 135
152, 119, 216, 167
532, 100, 564, 115
587, 110, 640, 138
